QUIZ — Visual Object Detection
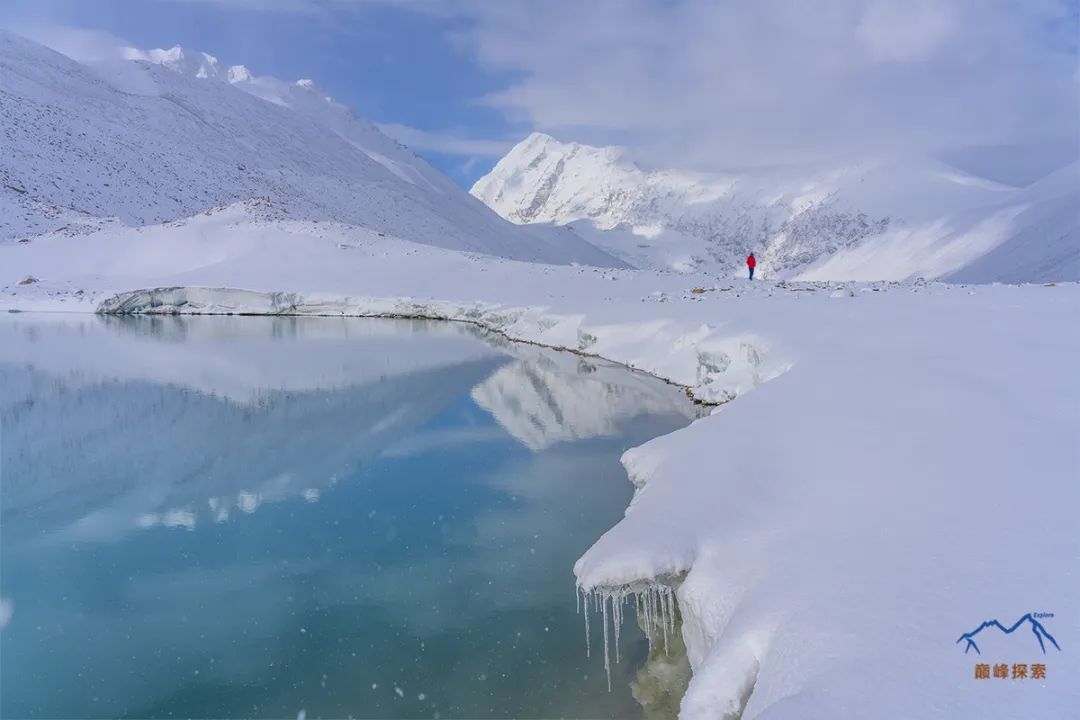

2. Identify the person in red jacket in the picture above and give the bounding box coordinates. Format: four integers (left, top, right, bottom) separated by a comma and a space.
746, 252, 756, 280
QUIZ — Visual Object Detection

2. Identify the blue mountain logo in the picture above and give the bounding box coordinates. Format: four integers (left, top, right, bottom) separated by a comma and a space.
956, 613, 1061, 655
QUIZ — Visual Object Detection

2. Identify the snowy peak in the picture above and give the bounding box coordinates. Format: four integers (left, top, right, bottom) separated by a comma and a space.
503, 131, 628, 170
227, 64, 253, 84
123, 44, 223, 80
471, 133, 640, 226
119, 42, 331, 105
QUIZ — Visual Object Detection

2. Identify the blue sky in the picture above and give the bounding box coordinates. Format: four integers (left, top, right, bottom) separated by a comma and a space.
1, 0, 1077, 187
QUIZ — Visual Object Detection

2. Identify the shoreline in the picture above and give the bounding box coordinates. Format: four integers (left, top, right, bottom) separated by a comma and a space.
99, 308, 722, 408
94, 285, 751, 406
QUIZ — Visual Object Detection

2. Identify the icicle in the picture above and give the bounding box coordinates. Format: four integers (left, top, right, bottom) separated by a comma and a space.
644, 586, 654, 653
585, 592, 592, 658
668, 587, 676, 650
576, 586, 581, 615
613, 592, 621, 665
643, 589, 651, 637
601, 593, 612, 692
656, 587, 665, 656
668, 588, 674, 653
577, 582, 680, 690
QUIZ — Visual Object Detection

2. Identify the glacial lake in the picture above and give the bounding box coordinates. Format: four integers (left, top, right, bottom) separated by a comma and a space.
0, 314, 696, 719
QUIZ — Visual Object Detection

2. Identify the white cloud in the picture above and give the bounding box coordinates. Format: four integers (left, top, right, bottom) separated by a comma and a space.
855, 0, 956, 62
5, 0, 1075, 174
449, 0, 1079, 169
377, 122, 513, 157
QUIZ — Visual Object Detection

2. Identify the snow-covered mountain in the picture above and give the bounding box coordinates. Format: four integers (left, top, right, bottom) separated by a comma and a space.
471, 133, 1079, 282
0, 32, 619, 267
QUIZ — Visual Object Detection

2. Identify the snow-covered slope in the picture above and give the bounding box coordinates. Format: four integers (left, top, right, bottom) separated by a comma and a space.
0, 32, 619, 267
941, 163, 1080, 284
471, 133, 1078, 281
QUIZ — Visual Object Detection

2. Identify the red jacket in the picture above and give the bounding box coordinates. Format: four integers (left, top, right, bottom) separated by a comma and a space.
747, 255, 756, 269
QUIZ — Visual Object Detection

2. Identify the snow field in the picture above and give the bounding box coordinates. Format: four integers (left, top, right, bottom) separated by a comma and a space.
4, 215, 1076, 717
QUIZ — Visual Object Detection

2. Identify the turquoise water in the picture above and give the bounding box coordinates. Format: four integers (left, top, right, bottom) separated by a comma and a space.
0, 315, 696, 719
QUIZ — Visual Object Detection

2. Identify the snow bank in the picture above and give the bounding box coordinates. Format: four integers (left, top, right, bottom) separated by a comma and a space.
2, 209, 1077, 718
576, 285, 1080, 718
